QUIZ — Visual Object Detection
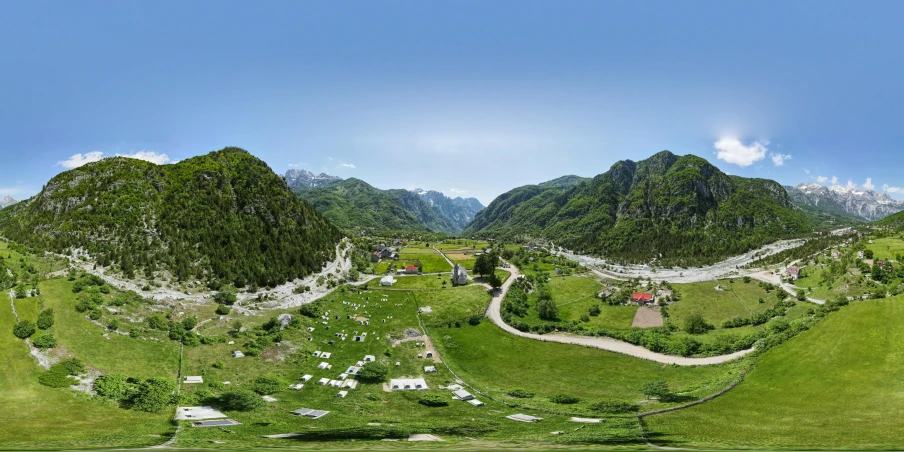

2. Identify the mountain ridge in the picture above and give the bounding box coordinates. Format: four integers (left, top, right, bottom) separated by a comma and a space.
785, 182, 904, 222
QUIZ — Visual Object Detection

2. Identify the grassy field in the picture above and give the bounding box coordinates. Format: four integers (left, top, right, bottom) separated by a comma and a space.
506, 276, 638, 329
416, 286, 491, 326
0, 280, 175, 449
794, 265, 873, 301
669, 280, 775, 327
865, 236, 904, 261
432, 320, 745, 414
645, 297, 904, 449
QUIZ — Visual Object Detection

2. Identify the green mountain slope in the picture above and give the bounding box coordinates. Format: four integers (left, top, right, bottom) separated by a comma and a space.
875, 209, 904, 229
464, 151, 813, 265
0, 148, 342, 287
298, 179, 468, 234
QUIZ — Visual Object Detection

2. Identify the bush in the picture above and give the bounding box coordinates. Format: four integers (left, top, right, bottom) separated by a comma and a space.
39, 365, 77, 388
641, 380, 671, 400
299, 301, 324, 318
221, 389, 265, 411
251, 374, 287, 395
683, 312, 714, 335
88, 309, 102, 321
215, 304, 232, 315
588, 305, 601, 316
131, 377, 177, 412
61, 358, 86, 375
13, 320, 36, 339
588, 399, 639, 414
506, 389, 534, 398
550, 393, 580, 404
536, 298, 558, 320
146, 315, 168, 331
181, 316, 198, 330
36, 309, 54, 330
213, 290, 237, 305
418, 393, 449, 407
182, 332, 201, 346
129, 328, 141, 338
94, 374, 131, 400
212, 360, 226, 369
32, 332, 57, 349
357, 362, 389, 382
107, 319, 119, 331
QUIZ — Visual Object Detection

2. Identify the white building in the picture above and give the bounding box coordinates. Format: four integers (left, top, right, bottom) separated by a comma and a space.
452, 264, 468, 286
389, 378, 428, 391
380, 275, 395, 286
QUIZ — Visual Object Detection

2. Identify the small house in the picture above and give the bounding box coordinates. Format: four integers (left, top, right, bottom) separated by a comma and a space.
380, 275, 395, 287
787, 267, 801, 280
405, 265, 419, 274
631, 293, 654, 305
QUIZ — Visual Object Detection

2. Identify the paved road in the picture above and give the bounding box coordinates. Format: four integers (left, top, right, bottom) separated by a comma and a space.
749, 259, 826, 305
483, 264, 754, 366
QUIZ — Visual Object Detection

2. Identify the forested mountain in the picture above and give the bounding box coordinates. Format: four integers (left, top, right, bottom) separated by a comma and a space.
538, 175, 590, 189
284, 169, 342, 192
413, 189, 484, 229
0, 148, 342, 287
785, 182, 903, 222
298, 179, 481, 234
875, 208, 904, 229
463, 151, 813, 265
0, 196, 17, 209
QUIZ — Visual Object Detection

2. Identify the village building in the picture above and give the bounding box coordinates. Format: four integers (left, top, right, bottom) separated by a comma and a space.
380, 275, 395, 286
404, 265, 418, 274
787, 267, 801, 280
630, 292, 654, 305
183, 376, 204, 384
452, 264, 468, 286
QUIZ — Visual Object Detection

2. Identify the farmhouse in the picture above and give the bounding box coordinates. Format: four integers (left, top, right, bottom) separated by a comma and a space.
787, 267, 801, 280
380, 275, 395, 286
389, 378, 428, 391
405, 265, 419, 274
631, 292, 654, 305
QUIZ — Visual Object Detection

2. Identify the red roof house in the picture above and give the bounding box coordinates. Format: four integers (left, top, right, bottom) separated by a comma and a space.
405, 265, 418, 274
631, 292, 653, 304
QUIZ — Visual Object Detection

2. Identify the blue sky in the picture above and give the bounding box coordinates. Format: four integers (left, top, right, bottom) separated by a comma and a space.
2, 0, 903, 205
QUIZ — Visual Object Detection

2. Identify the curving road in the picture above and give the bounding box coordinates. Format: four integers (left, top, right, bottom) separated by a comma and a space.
484, 264, 755, 366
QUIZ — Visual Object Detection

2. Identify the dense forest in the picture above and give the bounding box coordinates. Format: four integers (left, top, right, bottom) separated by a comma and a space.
298, 178, 470, 234
0, 148, 343, 287
464, 151, 815, 266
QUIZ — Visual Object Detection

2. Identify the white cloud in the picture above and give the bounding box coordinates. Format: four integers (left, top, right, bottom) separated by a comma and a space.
714, 138, 768, 166
831, 176, 839, 185
816, 176, 829, 184
338, 163, 356, 169
57, 151, 104, 168
770, 153, 792, 166
883, 184, 901, 193
846, 179, 857, 190
862, 178, 875, 191
287, 162, 307, 168
116, 151, 170, 165
804, 168, 810, 174
449, 188, 468, 194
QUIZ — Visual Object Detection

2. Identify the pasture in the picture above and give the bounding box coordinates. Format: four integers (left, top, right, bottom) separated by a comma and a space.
668, 280, 775, 327
646, 297, 904, 449
864, 236, 904, 261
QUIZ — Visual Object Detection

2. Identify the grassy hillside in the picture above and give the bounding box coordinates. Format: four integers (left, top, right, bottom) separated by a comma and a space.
645, 297, 904, 449
464, 151, 813, 266
0, 148, 342, 288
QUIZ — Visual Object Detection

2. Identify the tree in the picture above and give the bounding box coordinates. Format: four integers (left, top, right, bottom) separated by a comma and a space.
356, 362, 389, 382
131, 377, 177, 412
299, 301, 324, 318
864, 249, 875, 259
683, 312, 713, 335
181, 316, 198, 331
536, 298, 558, 320
94, 374, 131, 400
418, 393, 449, 407
32, 332, 57, 349
473, 252, 499, 277
641, 380, 671, 400
221, 389, 265, 411
487, 272, 503, 290
213, 290, 237, 305
215, 304, 231, 315
13, 320, 36, 339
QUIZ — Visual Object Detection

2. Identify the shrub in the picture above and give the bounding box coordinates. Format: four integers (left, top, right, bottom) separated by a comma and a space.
506, 389, 534, 398
39, 365, 77, 388
641, 380, 671, 400
107, 319, 119, 331
357, 362, 389, 382
61, 358, 86, 375
418, 393, 449, 407
550, 393, 580, 404
182, 332, 201, 346
146, 315, 168, 330
88, 309, 102, 321
536, 298, 558, 320
251, 374, 286, 395
212, 360, 226, 369
32, 332, 57, 349
36, 309, 54, 330
13, 320, 36, 339
213, 290, 237, 305
683, 312, 714, 335
215, 304, 231, 315
181, 316, 198, 330
588, 305, 601, 316
129, 328, 141, 338
94, 374, 131, 400
299, 301, 324, 318
131, 377, 177, 412
221, 389, 265, 411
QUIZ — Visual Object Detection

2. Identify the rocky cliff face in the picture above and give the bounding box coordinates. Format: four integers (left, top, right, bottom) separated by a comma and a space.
786, 182, 904, 221
412, 189, 485, 229
285, 169, 342, 191
0, 196, 17, 209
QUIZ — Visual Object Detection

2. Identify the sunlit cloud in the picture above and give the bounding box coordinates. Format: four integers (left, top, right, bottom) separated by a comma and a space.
862, 178, 875, 191
714, 138, 768, 166
57, 151, 104, 168
770, 153, 792, 166
116, 151, 171, 165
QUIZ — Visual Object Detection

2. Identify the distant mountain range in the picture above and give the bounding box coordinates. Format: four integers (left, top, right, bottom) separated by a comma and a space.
284, 169, 343, 191
0, 196, 17, 209
785, 183, 904, 222
463, 151, 813, 265
294, 173, 484, 234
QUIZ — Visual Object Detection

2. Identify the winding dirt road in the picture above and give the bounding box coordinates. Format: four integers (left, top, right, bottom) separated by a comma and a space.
484, 264, 754, 366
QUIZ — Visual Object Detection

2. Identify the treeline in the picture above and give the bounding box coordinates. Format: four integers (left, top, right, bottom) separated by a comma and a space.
746, 232, 856, 268
0, 148, 343, 288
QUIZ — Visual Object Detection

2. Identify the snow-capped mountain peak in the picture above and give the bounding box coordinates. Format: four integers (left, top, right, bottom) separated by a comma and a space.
787, 182, 904, 221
